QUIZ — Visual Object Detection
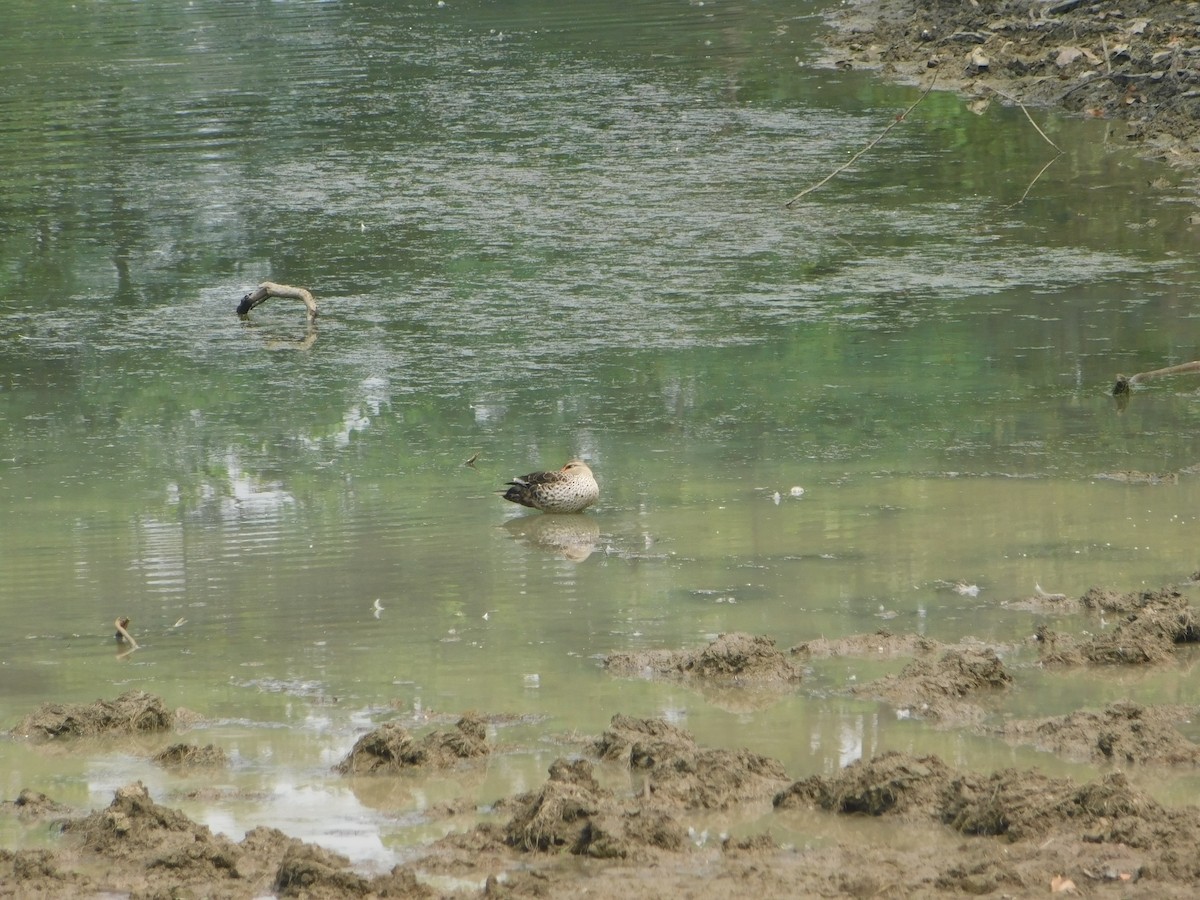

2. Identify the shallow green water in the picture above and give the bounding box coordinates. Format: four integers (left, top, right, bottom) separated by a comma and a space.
2, 0, 1200, 868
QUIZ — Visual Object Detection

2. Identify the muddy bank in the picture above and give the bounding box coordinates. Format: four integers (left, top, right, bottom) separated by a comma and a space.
776, 749, 1200, 894
6, 577, 1200, 897
0, 714, 796, 897
824, 0, 1200, 171
10, 731, 1200, 897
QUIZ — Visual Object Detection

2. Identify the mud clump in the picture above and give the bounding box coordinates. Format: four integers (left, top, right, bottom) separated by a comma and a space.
0, 849, 93, 896
151, 742, 231, 768
275, 843, 365, 896
502, 757, 607, 852
64, 782, 241, 872
777, 751, 953, 818
274, 843, 432, 898
1001, 701, 1200, 765
595, 714, 792, 810
497, 716, 789, 861
0, 789, 74, 822
333, 713, 490, 774
852, 648, 1012, 722
1037, 588, 1200, 666
604, 632, 802, 684
501, 757, 685, 859
791, 629, 945, 659
9, 690, 174, 740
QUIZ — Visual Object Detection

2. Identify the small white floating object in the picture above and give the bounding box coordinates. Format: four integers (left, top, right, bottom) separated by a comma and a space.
372, 599, 384, 611
172, 618, 187, 628
772, 491, 781, 505
482, 612, 490, 620
789, 486, 805, 498
523, 673, 540, 686
954, 582, 980, 597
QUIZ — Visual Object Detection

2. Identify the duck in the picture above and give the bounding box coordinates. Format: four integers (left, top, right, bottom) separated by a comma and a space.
501, 459, 599, 513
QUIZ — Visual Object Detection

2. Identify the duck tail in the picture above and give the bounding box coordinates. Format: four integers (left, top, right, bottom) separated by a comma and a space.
501, 482, 538, 508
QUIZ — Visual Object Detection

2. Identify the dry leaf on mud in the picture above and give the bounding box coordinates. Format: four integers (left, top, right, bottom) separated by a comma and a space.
1056, 47, 1084, 67
1050, 874, 1078, 893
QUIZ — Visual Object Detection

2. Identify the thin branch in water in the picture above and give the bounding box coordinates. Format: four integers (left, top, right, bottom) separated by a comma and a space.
986, 88, 1064, 208
1003, 153, 1062, 211
990, 88, 1062, 153
785, 71, 939, 208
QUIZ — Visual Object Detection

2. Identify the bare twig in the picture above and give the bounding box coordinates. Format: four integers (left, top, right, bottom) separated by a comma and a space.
990, 89, 1062, 153
785, 72, 939, 208
983, 88, 1065, 209
1003, 153, 1062, 210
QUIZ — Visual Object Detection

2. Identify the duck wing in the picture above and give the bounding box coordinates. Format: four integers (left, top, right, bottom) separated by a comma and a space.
509, 469, 569, 487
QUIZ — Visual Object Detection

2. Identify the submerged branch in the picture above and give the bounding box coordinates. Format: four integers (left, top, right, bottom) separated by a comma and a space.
236, 282, 318, 322
784, 72, 938, 208
1113, 360, 1200, 395
987, 88, 1064, 209
1004, 152, 1062, 210
991, 89, 1063, 154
